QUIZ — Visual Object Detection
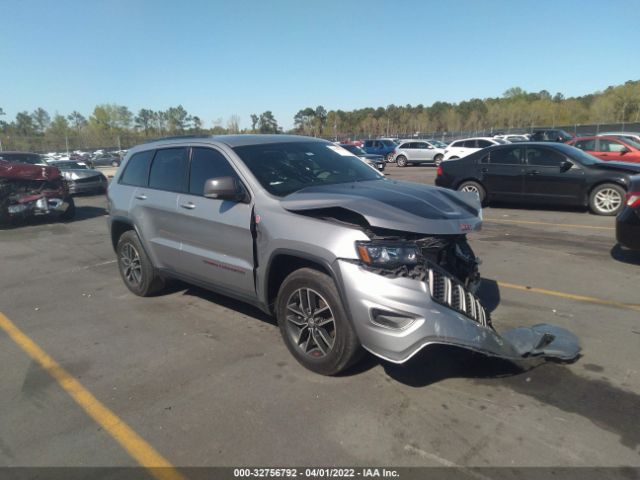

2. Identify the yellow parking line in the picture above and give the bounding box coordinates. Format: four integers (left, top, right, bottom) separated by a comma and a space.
0, 312, 185, 480
498, 282, 640, 312
485, 218, 614, 231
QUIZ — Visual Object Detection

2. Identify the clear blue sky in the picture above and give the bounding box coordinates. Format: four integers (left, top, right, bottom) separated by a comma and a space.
1, 0, 638, 129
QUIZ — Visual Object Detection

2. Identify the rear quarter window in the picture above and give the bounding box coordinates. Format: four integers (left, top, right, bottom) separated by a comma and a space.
120, 150, 154, 187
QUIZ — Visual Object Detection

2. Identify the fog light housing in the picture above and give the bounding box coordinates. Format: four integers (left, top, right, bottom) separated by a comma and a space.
370, 308, 416, 330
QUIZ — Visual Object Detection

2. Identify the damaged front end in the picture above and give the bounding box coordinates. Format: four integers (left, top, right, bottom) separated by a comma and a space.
280, 180, 580, 365
0, 160, 73, 224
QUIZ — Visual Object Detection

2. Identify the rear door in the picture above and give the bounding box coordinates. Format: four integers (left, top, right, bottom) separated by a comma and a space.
522, 146, 585, 204
479, 146, 525, 198
133, 147, 189, 271
413, 141, 434, 162
175, 146, 255, 297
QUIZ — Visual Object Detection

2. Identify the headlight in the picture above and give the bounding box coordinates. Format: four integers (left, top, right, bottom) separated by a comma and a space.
356, 241, 419, 268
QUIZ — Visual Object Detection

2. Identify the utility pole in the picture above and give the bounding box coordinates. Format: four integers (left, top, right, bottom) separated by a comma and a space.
65, 135, 69, 155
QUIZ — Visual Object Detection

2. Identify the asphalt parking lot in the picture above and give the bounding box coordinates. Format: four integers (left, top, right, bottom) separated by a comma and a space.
1, 164, 639, 472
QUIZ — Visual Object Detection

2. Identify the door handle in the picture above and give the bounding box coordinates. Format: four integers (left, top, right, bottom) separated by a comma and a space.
135, 194, 147, 200
480, 168, 489, 173
180, 202, 196, 210
527, 170, 541, 175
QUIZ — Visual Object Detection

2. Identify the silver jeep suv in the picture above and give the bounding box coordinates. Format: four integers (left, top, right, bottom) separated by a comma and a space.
108, 135, 579, 375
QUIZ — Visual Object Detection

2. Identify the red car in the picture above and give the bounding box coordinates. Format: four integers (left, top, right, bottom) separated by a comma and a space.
567, 135, 640, 163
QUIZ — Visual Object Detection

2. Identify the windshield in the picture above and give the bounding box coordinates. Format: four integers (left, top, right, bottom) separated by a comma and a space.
621, 138, 640, 149
233, 141, 383, 196
431, 140, 447, 148
494, 138, 509, 144
563, 145, 602, 166
341, 144, 366, 155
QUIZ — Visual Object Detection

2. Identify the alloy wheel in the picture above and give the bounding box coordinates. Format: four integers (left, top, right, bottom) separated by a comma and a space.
594, 188, 622, 213
120, 243, 143, 287
285, 288, 336, 358
461, 184, 480, 195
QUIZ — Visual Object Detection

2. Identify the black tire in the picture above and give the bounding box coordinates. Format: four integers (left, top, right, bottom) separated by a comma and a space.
60, 196, 76, 221
116, 230, 165, 296
457, 180, 486, 204
396, 155, 408, 167
276, 268, 362, 375
589, 183, 625, 216
434, 154, 444, 166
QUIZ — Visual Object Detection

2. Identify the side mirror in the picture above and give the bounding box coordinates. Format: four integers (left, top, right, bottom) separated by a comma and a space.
203, 176, 246, 202
427, 145, 434, 149
560, 161, 573, 172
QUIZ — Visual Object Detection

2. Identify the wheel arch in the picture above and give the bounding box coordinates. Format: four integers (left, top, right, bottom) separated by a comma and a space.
586, 180, 628, 210
264, 250, 347, 317
110, 216, 136, 252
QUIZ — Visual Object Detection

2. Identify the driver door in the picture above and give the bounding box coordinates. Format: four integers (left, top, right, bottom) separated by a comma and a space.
174, 146, 255, 297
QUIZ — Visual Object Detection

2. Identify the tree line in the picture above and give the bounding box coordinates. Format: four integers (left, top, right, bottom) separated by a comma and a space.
1, 80, 639, 152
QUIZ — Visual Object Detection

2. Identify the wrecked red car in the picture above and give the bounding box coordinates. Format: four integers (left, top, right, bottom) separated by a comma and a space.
0, 159, 75, 224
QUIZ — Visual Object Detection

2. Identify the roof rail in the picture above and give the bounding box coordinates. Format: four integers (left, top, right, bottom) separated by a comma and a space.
143, 134, 213, 143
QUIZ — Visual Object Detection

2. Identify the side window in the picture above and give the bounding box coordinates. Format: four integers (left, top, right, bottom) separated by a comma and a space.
450, 141, 461, 148
598, 139, 626, 153
488, 148, 522, 165
525, 148, 565, 167
148, 148, 189, 192
364, 140, 372, 148
415, 142, 428, 149
120, 150, 154, 186
477, 140, 493, 148
463, 140, 478, 148
189, 148, 240, 196
574, 139, 595, 151
399, 142, 411, 149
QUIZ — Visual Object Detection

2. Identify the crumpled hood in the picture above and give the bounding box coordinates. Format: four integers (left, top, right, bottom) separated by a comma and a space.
0, 159, 62, 182
281, 179, 482, 235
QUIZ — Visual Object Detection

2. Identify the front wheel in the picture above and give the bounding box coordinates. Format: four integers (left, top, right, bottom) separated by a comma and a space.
396, 155, 408, 167
589, 183, 625, 216
116, 230, 165, 296
457, 180, 486, 204
276, 268, 362, 375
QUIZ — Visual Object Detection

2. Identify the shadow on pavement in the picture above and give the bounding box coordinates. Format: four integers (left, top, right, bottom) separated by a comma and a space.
610, 243, 640, 266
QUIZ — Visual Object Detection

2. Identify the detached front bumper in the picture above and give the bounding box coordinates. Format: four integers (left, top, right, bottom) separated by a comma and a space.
336, 260, 580, 364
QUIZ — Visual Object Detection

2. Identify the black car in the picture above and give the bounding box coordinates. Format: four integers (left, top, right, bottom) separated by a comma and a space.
88, 152, 121, 168
616, 175, 640, 250
435, 142, 640, 215
339, 144, 386, 172
530, 129, 573, 142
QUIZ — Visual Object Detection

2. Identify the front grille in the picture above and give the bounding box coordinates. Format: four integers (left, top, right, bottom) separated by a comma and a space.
426, 262, 490, 327
74, 176, 102, 184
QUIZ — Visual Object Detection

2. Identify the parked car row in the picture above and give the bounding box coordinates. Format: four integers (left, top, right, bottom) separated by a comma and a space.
435, 142, 640, 216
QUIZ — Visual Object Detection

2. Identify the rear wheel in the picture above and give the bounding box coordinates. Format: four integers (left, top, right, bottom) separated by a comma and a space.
396, 155, 408, 167
116, 230, 165, 296
385, 152, 395, 163
434, 154, 444, 166
111, 160, 119, 167
458, 180, 486, 203
276, 268, 362, 375
589, 183, 625, 216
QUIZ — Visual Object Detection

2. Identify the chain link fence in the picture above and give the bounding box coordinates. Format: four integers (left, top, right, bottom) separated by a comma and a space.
334, 122, 640, 144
